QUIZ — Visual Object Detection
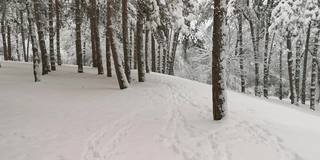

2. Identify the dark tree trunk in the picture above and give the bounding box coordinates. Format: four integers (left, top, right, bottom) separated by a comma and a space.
238, 14, 245, 93
49, 0, 56, 71
136, 1, 145, 82
157, 42, 161, 73
90, 0, 104, 74
33, 0, 50, 75
1, 2, 7, 61
15, 23, 20, 61
129, 24, 133, 69
212, 0, 225, 120
263, 2, 272, 98
122, 0, 131, 82
107, 0, 129, 89
90, 1, 97, 67
151, 33, 156, 72
20, 10, 27, 62
56, 0, 62, 65
301, 22, 312, 104
249, 21, 260, 97
145, 28, 150, 73
287, 32, 295, 104
169, 29, 180, 75
7, 25, 12, 60
75, 0, 83, 73
27, 2, 40, 82
162, 47, 166, 74
279, 43, 283, 100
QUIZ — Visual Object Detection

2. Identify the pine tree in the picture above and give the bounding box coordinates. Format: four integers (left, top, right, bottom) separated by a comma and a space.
151, 33, 156, 72
75, 0, 83, 73
56, 0, 62, 65
49, 0, 56, 71
136, 0, 145, 82
122, 0, 131, 82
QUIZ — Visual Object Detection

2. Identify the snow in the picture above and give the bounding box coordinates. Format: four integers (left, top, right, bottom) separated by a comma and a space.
1, 62, 320, 160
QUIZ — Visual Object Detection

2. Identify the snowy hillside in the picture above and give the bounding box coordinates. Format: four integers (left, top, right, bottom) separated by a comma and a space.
1, 62, 320, 160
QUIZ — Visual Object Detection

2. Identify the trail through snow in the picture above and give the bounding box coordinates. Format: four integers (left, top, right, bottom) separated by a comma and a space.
1, 62, 320, 160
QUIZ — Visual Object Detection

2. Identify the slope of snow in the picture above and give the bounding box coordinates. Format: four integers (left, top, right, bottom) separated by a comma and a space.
0, 62, 320, 160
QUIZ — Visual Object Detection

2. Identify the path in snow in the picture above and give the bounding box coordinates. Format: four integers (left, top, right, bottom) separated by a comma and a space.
1, 62, 320, 160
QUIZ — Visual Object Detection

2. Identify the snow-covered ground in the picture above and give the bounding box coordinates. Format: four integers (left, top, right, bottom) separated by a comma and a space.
1, 62, 320, 160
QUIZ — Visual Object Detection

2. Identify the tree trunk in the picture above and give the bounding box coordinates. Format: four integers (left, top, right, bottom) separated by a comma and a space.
7, 25, 12, 60
151, 33, 156, 72
129, 24, 133, 69
295, 39, 302, 103
49, 0, 56, 71
107, 0, 129, 89
212, 0, 226, 120
157, 41, 161, 73
238, 14, 245, 93
1, 2, 8, 61
33, 0, 50, 75
20, 10, 27, 62
90, 2, 97, 67
15, 24, 20, 61
56, 0, 62, 65
279, 43, 283, 100
169, 29, 180, 75
145, 27, 150, 73
287, 33, 295, 104
301, 22, 312, 104
122, 0, 131, 82
310, 31, 319, 110
136, 1, 145, 82
27, 2, 40, 82
249, 21, 260, 97
75, 0, 83, 73
162, 47, 166, 74
263, 7, 271, 98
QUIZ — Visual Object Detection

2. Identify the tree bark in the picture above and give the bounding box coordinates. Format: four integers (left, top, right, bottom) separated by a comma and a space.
56, 0, 62, 65
136, 1, 145, 82
122, 0, 131, 82
295, 39, 302, 103
33, 0, 50, 75
7, 25, 12, 60
75, 0, 83, 73
1, 1, 7, 61
145, 27, 150, 73
169, 29, 180, 75
310, 31, 319, 110
287, 32, 295, 104
20, 10, 27, 62
151, 33, 156, 72
279, 42, 283, 100
157, 41, 161, 73
301, 22, 312, 104
212, 0, 226, 120
27, 1, 40, 82
49, 0, 56, 71
107, 0, 129, 89
238, 14, 245, 93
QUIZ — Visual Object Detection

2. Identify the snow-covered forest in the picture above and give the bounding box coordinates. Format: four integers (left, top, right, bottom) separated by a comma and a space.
1, 0, 320, 160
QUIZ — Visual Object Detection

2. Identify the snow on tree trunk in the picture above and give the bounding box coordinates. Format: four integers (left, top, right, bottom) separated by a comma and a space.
49, 0, 56, 71
295, 39, 302, 103
287, 32, 296, 104
212, 0, 226, 120
107, 0, 129, 89
55, 0, 62, 65
301, 22, 312, 104
169, 29, 180, 76
237, 14, 245, 93
15, 23, 20, 61
122, 0, 131, 82
129, 24, 134, 69
263, 1, 272, 98
27, 1, 40, 82
310, 31, 319, 110
75, 0, 83, 73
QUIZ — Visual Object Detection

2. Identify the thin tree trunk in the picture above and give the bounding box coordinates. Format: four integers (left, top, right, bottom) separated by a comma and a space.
122, 0, 131, 82
295, 39, 302, 103
157, 41, 161, 73
75, 0, 83, 73
287, 32, 295, 104
15, 25, 20, 61
279, 42, 283, 100
162, 47, 166, 74
238, 14, 245, 93
249, 21, 260, 96
33, 0, 49, 75
56, 0, 62, 65
20, 10, 27, 62
49, 0, 56, 71
136, 1, 145, 82
151, 33, 156, 72
27, 1, 40, 82
301, 22, 312, 104
169, 29, 180, 75
7, 25, 12, 60
1, 1, 7, 61
145, 27, 150, 73
107, 0, 129, 89
90, 1, 97, 67
310, 31, 319, 110
212, 0, 226, 120
129, 24, 133, 69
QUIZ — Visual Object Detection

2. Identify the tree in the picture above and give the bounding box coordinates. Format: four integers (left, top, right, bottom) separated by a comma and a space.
49, 0, 56, 71
56, 0, 62, 65
287, 31, 295, 104
33, 0, 50, 75
107, 0, 129, 89
151, 34, 156, 72
1, 1, 8, 61
75, 0, 83, 73
212, 0, 226, 120
136, 0, 145, 82
7, 24, 12, 60
301, 22, 312, 104
122, 0, 131, 82
27, 0, 40, 82
19, 9, 27, 62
